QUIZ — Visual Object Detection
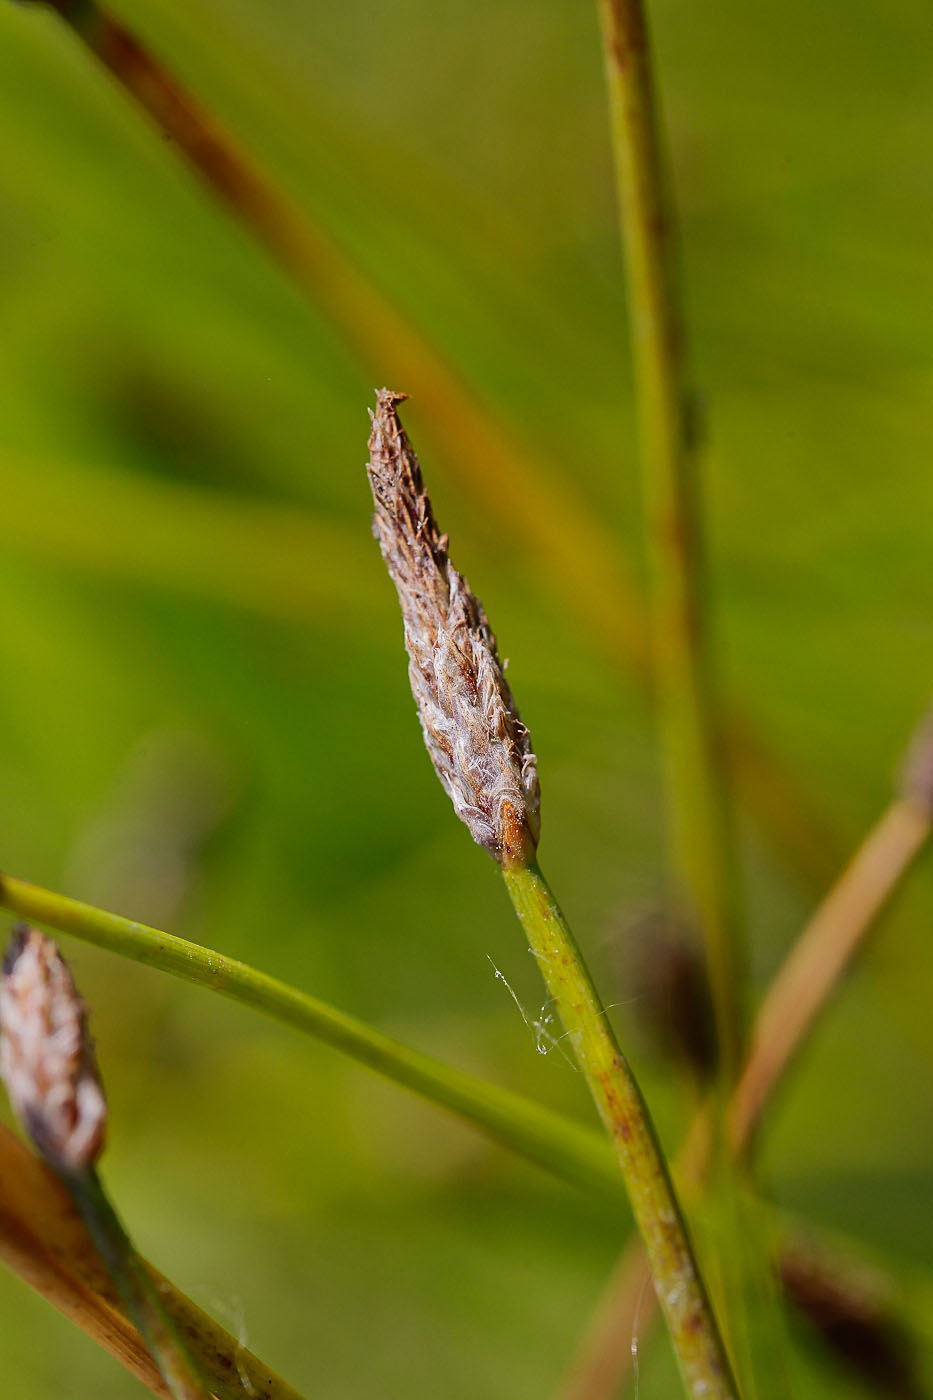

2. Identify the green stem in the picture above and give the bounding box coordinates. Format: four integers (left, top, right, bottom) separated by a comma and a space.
596, 0, 743, 1080
502, 859, 739, 1400
68, 1170, 210, 1400
0, 873, 622, 1202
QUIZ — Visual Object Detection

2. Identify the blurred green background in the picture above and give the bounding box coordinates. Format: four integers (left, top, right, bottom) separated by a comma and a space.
2, 0, 933, 1395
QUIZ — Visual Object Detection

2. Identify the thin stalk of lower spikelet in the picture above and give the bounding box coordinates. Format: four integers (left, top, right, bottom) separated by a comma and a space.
0, 927, 211, 1400
556, 708, 933, 1400
595, 0, 744, 1083
0, 1122, 307, 1400
366, 390, 738, 1399
67, 1171, 211, 1400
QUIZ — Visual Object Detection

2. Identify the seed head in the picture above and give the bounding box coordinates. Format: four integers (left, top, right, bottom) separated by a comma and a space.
367, 390, 541, 865
780, 1243, 920, 1399
0, 925, 107, 1175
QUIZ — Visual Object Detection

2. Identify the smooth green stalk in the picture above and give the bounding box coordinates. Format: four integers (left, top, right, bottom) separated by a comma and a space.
502, 859, 739, 1400
596, 0, 743, 1081
0, 873, 624, 1202
66, 1170, 210, 1400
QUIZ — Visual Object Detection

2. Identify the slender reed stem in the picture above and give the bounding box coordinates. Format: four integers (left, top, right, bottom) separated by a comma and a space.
728, 795, 930, 1154
17, 0, 852, 902
596, 0, 743, 1079
0, 873, 623, 1201
503, 859, 739, 1400
67, 1170, 210, 1400
0, 1122, 308, 1400
557, 769, 933, 1400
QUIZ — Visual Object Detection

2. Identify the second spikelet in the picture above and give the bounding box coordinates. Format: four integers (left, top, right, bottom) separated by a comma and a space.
0, 925, 106, 1175
367, 390, 541, 865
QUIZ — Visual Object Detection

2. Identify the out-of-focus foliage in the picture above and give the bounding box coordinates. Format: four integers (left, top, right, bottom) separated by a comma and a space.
1, 1, 932, 1395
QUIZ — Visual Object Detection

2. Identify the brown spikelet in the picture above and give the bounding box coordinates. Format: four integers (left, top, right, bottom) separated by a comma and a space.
367, 390, 540, 865
780, 1243, 924, 1400
0, 926, 106, 1175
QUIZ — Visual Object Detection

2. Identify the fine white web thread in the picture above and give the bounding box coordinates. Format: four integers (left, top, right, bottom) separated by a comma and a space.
486, 957, 578, 1069
196, 1290, 257, 1396
630, 1268, 652, 1400
488, 955, 645, 1071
